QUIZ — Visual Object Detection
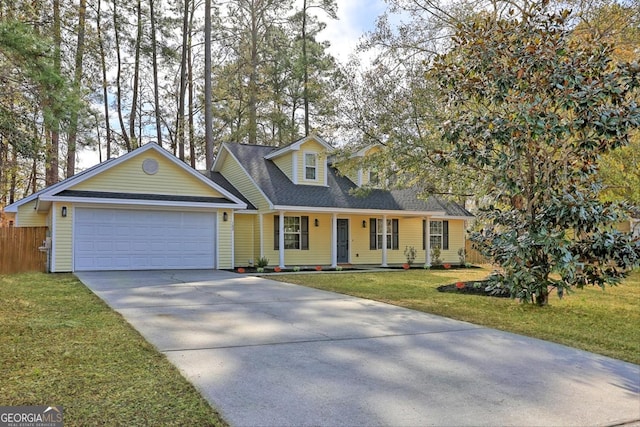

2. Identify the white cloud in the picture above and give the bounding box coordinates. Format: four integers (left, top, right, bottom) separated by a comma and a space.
317, 0, 386, 62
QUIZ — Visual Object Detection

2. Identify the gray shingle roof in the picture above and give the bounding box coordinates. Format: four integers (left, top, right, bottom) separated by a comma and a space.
58, 190, 237, 204
205, 171, 257, 210
224, 143, 473, 217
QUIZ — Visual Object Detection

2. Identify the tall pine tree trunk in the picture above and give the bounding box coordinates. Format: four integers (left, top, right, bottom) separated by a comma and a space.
187, 7, 195, 168
150, 0, 163, 147
302, 0, 309, 136
45, 0, 61, 185
66, 0, 87, 177
129, 0, 142, 150
177, 0, 189, 161
248, 3, 258, 144
97, 0, 112, 159
113, 0, 131, 151
204, 0, 213, 169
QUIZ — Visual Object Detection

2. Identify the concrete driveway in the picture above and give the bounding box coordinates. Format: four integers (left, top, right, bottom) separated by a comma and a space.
75, 270, 640, 427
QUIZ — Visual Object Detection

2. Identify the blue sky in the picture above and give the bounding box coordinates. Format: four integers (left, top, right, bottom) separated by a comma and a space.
319, 0, 387, 61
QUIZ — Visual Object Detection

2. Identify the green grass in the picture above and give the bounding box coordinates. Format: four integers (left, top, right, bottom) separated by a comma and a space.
0, 273, 227, 426
271, 267, 640, 365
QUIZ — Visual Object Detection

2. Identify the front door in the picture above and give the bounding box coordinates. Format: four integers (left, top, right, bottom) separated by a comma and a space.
337, 219, 349, 263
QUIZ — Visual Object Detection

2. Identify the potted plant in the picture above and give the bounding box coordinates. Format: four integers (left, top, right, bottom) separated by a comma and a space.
403, 246, 416, 269
274, 266, 281, 273
256, 256, 269, 272
431, 247, 442, 266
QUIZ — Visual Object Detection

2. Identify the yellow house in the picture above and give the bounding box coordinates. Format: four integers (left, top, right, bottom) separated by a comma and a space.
5, 136, 474, 272
212, 135, 474, 269
4, 143, 247, 272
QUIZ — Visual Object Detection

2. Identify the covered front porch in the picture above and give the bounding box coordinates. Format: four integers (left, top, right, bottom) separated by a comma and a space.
232, 209, 469, 269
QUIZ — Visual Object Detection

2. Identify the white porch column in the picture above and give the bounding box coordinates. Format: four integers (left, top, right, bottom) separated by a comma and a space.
259, 213, 264, 261
382, 215, 388, 267
426, 216, 431, 266
331, 213, 338, 268
279, 211, 285, 268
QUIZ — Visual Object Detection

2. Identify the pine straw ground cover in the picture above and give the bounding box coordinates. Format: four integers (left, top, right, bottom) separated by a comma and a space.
271, 267, 640, 365
0, 273, 227, 426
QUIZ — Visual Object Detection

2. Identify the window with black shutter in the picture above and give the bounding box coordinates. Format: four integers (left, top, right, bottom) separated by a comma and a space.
275, 215, 309, 250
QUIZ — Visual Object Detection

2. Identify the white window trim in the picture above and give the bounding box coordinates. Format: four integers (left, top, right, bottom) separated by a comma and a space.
430, 220, 444, 249
376, 218, 393, 250
284, 216, 302, 250
303, 151, 318, 182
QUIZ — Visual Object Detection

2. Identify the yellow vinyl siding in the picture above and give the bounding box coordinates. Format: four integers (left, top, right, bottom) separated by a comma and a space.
398, 218, 466, 265
217, 210, 233, 269
351, 215, 382, 264
234, 214, 255, 267
440, 219, 465, 264
220, 153, 271, 210
16, 200, 47, 227
296, 139, 327, 186
350, 217, 467, 265
72, 150, 223, 197
272, 154, 294, 182
262, 212, 332, 266
53, 202, 73, 272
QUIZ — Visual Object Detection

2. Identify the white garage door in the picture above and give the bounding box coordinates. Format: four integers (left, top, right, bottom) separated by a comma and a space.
74, 208, 216, 271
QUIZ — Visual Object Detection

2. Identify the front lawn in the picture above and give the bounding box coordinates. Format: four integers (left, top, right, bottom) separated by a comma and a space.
271, 267, 640, 364
0, 273, 227, 426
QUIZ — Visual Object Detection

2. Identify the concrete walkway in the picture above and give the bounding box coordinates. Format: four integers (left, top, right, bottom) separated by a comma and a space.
75, 269, 640, 427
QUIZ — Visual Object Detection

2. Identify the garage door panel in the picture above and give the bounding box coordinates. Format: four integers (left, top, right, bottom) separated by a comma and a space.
74, 208, 216, 271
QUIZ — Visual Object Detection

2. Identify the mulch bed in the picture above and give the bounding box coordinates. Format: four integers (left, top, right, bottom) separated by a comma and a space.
230, 267, 359, 274
437, 280, 511, 298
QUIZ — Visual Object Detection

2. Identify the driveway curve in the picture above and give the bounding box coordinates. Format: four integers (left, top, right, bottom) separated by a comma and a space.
76, 270, 640, 427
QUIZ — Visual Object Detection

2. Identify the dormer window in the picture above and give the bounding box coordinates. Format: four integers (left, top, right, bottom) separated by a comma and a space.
304, 153, 317, 180
369, 169, 379, 186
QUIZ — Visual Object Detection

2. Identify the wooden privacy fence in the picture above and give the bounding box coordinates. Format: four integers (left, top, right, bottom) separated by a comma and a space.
465, 239, 489, 265
0, 227, 48, 274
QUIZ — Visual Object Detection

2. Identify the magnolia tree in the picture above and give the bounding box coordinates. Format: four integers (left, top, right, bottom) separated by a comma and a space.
431, 5, 640, 305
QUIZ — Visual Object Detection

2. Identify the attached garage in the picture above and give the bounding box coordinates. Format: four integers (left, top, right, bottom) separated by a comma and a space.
4, 143, 247, 272
73, 207, 216, 271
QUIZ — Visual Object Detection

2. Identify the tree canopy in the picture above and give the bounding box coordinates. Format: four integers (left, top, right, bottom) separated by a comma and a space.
430, 4, 640, 304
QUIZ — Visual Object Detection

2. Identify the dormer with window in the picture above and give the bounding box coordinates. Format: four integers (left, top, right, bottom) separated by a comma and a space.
344, 144, 384, 188
265, 135, 332, 186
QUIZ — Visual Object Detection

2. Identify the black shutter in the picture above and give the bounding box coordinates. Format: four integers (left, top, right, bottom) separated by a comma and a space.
370, 218, 376, 250
443, 220, 449, 250
392, 219, 399, 250
422, 220, 426, 250
301, 216, 309, 250
274, 215, 279, 250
